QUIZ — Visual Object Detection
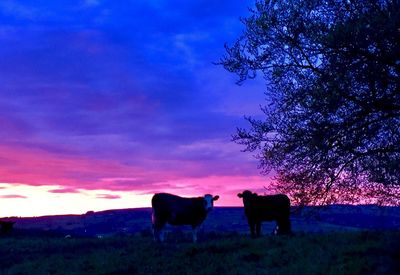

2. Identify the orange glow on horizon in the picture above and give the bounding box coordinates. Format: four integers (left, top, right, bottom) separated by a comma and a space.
0, 175, 273, 217
0, 183, 153, 217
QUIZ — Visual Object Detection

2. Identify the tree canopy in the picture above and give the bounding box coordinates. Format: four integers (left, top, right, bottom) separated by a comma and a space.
220, 0, 400, 205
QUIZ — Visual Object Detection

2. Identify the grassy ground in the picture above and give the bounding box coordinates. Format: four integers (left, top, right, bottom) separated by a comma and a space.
0, 231, 399, 275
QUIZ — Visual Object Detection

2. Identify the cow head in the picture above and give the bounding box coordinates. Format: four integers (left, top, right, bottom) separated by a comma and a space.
203, 194, 219, 212
237, 190, 257, 207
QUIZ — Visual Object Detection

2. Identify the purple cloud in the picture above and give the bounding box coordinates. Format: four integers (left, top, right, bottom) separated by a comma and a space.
96, 194, 121, 200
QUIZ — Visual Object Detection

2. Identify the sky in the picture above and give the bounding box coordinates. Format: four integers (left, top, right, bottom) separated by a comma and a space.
0, 0, 270, 217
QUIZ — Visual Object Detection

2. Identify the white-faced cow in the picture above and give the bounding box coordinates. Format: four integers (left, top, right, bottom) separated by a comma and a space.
151, 193, 219, 242
238, 190, 291, 238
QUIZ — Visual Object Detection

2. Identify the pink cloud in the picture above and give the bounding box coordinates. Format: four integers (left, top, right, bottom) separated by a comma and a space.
48, 187, 80, 194
0, 144, 273, 207
0, 194, 27, 199
0, 144, 175, 191
96, 194, 121, 199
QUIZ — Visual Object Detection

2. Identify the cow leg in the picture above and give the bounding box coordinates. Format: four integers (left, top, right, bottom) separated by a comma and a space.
279, 218, 291, 235
192, 226, 198, 243
151, 211, 159, 241
273, 225, 279, 235
286, 218, 292, 234
159, 228, 165, 242
153, 224, 165, 242
276, 218, 291, 235
248, 220, 256, 238
256, 222, 261, 238
276, 219, 283, 235
152, 223, 159, 242
152, 212, 166, 242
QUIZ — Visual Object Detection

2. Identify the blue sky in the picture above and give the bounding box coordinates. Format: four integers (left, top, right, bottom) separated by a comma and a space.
0, 0, 270, 216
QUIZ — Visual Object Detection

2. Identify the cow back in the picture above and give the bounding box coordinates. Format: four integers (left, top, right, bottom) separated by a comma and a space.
152, 193, 207, 226
246, 194, 290, 221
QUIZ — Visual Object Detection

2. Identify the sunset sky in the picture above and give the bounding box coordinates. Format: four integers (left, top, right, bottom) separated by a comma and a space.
0, 0, 271, 217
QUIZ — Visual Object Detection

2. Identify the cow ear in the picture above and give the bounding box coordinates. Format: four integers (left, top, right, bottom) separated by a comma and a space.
213, 195, 219, 201
237, 193, 243, 198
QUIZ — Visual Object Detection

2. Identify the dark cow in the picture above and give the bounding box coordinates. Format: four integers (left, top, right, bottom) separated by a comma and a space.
0, 220, 15, 234
151, 193, 219, 242
238, 190, 291, 238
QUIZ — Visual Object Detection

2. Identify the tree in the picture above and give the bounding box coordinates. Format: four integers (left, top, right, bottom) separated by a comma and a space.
220, 0, 400, 206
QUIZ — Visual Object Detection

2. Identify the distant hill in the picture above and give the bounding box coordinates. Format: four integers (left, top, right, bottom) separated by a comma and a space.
2, 205, 399, 238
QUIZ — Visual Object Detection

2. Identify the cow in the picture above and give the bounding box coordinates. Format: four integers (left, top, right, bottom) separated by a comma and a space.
237, 190, 291, 238
151, 193, 219, 242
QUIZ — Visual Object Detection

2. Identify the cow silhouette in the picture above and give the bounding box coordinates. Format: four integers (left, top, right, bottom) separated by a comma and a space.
151, 193, 219, 242
238, 190, 291, 237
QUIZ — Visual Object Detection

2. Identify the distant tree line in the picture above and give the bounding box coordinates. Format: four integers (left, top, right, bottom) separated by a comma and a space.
220, 0, 400, 205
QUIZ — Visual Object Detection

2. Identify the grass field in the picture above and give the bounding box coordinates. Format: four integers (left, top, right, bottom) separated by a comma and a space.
1, 231, 399, 274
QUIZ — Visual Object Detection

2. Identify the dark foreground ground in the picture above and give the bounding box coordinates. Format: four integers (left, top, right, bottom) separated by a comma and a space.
0, 206, 399, 274
0, 231, 399, 274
